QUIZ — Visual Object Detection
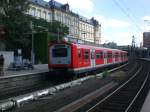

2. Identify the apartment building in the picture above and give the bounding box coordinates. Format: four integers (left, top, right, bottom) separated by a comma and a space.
79, 17, 101, 44
28, 0, 101, 44
28, 0, 52, 21
49, 0, 79, 38
143, 32, 150, 48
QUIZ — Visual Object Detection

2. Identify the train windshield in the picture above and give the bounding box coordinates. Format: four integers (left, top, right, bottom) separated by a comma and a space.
52, 48, 67, 57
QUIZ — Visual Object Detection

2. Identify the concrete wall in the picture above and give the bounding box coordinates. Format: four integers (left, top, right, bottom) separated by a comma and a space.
0, 51, 14, 68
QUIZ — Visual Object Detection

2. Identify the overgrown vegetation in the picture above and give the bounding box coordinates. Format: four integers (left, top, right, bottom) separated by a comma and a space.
0, 0, 69, 59
102, 70, 109, 78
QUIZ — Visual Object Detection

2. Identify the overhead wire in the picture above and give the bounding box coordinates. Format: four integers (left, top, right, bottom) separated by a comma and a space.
112, 0, 142, 32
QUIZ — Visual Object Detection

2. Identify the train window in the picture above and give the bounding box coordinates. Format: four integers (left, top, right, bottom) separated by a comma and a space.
54, 45, 65, 48
52, 48, 67, 57
78, 49, 81, 58
84, 51, 89, 59
120, 54, 122, 57
115, 53, 118, 58
108, 53, 112, 58
96, 52, 103, 59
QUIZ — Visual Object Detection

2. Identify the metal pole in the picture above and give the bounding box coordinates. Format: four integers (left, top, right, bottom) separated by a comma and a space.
57, 28, 59, 41
30, 21, 34, 64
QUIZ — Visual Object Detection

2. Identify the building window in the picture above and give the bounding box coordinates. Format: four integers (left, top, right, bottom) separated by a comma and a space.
37, 9, 41, 18
48, 13, 51, 21
43, 11, 46, 19
30, 7, 36, 16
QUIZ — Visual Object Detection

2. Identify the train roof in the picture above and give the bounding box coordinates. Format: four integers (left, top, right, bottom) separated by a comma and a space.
49, 40, 127, 53
73, 42, 127, 53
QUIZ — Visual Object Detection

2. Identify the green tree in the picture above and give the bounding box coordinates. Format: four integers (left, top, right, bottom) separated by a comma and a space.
103, 42, 118, 48
0, 0, 30, 50
30, 17, 69, 36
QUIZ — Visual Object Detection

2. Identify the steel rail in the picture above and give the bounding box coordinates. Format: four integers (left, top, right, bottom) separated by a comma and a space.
125, 71, 150, 112
86, 65, 142, 112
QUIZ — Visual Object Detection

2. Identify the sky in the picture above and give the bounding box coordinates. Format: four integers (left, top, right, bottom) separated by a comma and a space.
44, 0, 150, 46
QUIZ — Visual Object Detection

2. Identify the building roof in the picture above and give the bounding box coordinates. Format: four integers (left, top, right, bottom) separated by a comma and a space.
29, 0, 66, 9
51, 0, 62, 8
29, 0, 49, 8
29, 0, 100, 26
79, 16, 100, 26
79, 15, 92, 24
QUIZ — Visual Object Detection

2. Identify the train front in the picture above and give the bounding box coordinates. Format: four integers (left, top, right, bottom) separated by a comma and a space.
48, 42, 73, 75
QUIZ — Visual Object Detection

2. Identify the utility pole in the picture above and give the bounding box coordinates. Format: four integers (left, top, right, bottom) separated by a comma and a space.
131, 35, 136, 58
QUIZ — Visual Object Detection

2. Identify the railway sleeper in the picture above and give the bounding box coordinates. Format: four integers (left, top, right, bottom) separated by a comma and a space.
98, 106, 125, 112
104, 102, 127, 108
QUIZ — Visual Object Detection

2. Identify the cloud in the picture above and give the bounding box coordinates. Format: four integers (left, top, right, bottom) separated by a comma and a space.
103, 32, 134, 45
142, 16, 150, 31
94, 14, 131, 29
142, 16, 150, 21
94, 14, 132, 45
44, 0, 135, 45
107, 19, 131, 28
103, 32, 143, 46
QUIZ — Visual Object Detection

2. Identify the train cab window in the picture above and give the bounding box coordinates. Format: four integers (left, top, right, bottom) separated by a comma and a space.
52, 48, 67, 57
96, 52, 103, 59
83, 51, 89, 59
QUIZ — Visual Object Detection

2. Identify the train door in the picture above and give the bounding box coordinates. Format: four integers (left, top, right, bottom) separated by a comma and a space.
113, 51, 115, 63
77, 48, 82, 67
90, 49, 95, 68
104, 50, 107, 64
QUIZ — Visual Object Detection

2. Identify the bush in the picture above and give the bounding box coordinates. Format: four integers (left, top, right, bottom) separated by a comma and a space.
102, 70, 108, 78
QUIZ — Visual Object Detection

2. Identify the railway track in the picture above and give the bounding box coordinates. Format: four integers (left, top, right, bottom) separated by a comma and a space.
55, 60, 139, 112
0, 62, 129, 101
83, 59, 150, 112
0, 62, 129, 110
11, 59, 149, 112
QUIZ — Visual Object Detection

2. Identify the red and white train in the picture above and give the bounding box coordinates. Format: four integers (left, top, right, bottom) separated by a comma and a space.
48, 41, 128, 75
